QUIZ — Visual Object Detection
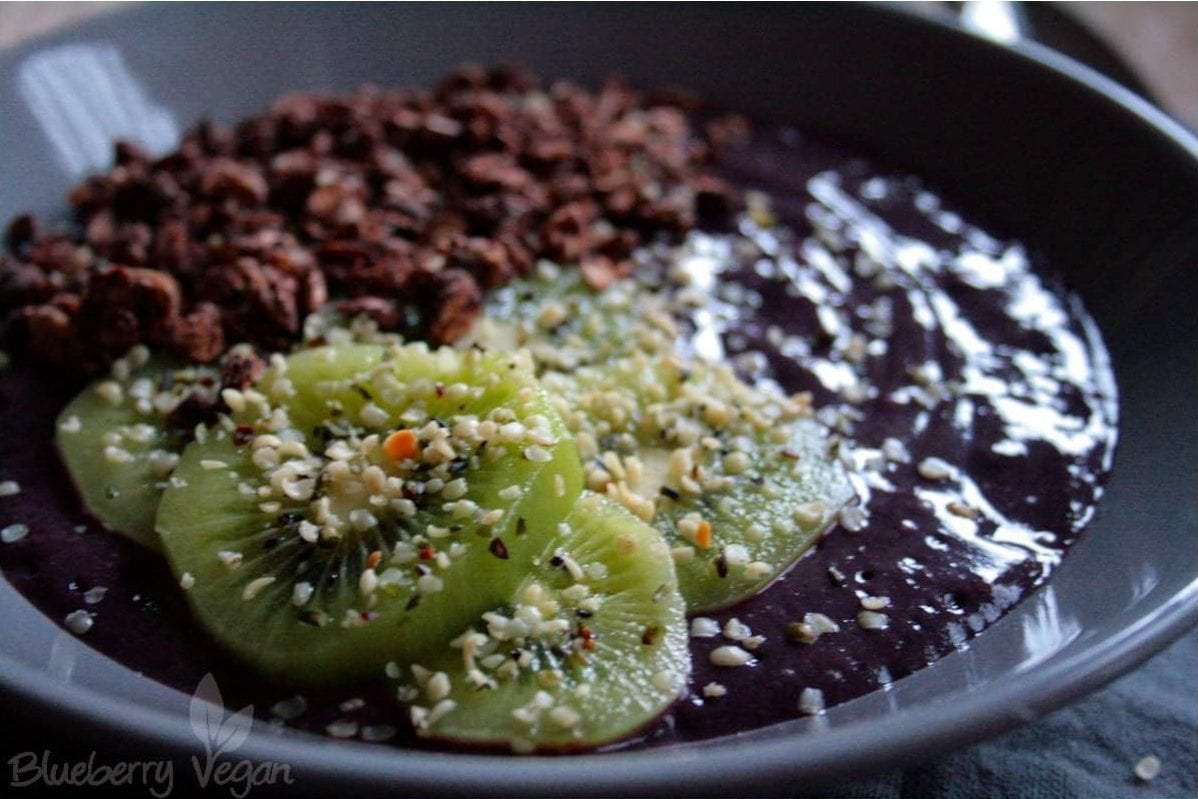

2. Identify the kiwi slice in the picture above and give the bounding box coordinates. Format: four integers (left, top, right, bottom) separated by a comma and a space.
155, 342, 584, 683
396, 492, 688, 752
55, 349, 219, 550
543, 352, 853, 612
463, 265, 677, 372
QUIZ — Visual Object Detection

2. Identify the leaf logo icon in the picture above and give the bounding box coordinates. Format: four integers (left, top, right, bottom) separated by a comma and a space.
189, 673, 255, 757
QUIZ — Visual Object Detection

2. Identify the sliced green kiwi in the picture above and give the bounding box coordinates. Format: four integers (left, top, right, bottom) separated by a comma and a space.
462, 265, 677, 372
542, 352, 854, 612
396, 491, 688, 752
155, 342, 584, 683
55, 349, 219, 550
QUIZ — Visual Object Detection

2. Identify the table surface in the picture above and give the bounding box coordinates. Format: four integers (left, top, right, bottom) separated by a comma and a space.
0, 3, 1194, 798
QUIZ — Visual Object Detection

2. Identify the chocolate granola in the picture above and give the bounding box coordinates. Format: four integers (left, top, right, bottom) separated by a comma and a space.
0, 65, 740, 375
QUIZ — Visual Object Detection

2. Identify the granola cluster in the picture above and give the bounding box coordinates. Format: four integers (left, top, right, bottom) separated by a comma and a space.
0, 65, 742, 374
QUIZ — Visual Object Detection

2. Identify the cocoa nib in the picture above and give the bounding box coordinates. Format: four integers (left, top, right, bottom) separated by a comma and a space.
170, 303, 225, 363
220, 349, 266, 391
424, 269, 482, 345
335, 296, 402, 330
165, 390, 220, 434
0, 65, 744, 374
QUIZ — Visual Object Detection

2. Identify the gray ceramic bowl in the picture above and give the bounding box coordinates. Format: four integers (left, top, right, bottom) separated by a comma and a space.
0, 5, 1194, 796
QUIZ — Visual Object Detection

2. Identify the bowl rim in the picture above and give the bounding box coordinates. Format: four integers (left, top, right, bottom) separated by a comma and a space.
0, 4, 1194, 795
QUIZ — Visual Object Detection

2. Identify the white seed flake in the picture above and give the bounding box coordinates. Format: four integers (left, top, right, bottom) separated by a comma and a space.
349, 509, 379, 531
745, 560, 772, 579
426, 671, 451, 702
793, 500, 826, 526
0, 480, 20, 497
360, 724, 397, 743
1, 523, 29, 543
1133, 754, 1161, 782
325, 719, 359, 739
838, 505, 869, 533
83, 586, 108, 605
702, 682, 728, 698
416, 574, 444, 595
650, 669, 679, 693
723, 617, 751, 642
523, 445, 552, 463
242, 576, 276, 600
690, 617, 720, 638
64, 609, 94, 635
359, 403, 390, 428
94, 380, 123, 405
860, 595, 891, 611
292, 581, 314, 607
270, 695, 308, 720
798, 687, 826, 715
298, 521, 320, 543
710, 645, 753, 667
548, 705, 581, 729
917, 456, 954, 481
857, 610, 890, 630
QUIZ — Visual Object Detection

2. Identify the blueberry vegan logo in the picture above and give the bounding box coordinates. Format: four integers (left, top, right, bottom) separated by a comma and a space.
189, 673, 293, 797
6, 674, 293, 796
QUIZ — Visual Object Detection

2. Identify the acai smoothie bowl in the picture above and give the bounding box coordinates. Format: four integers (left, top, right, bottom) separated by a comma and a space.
0, 54, 1138, 762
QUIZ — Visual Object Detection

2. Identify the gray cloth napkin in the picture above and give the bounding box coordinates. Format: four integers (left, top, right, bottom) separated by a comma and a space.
809, 631, 1197, 799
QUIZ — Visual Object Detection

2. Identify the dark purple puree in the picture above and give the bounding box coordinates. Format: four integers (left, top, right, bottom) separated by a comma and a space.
0, 128, 1117, 751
